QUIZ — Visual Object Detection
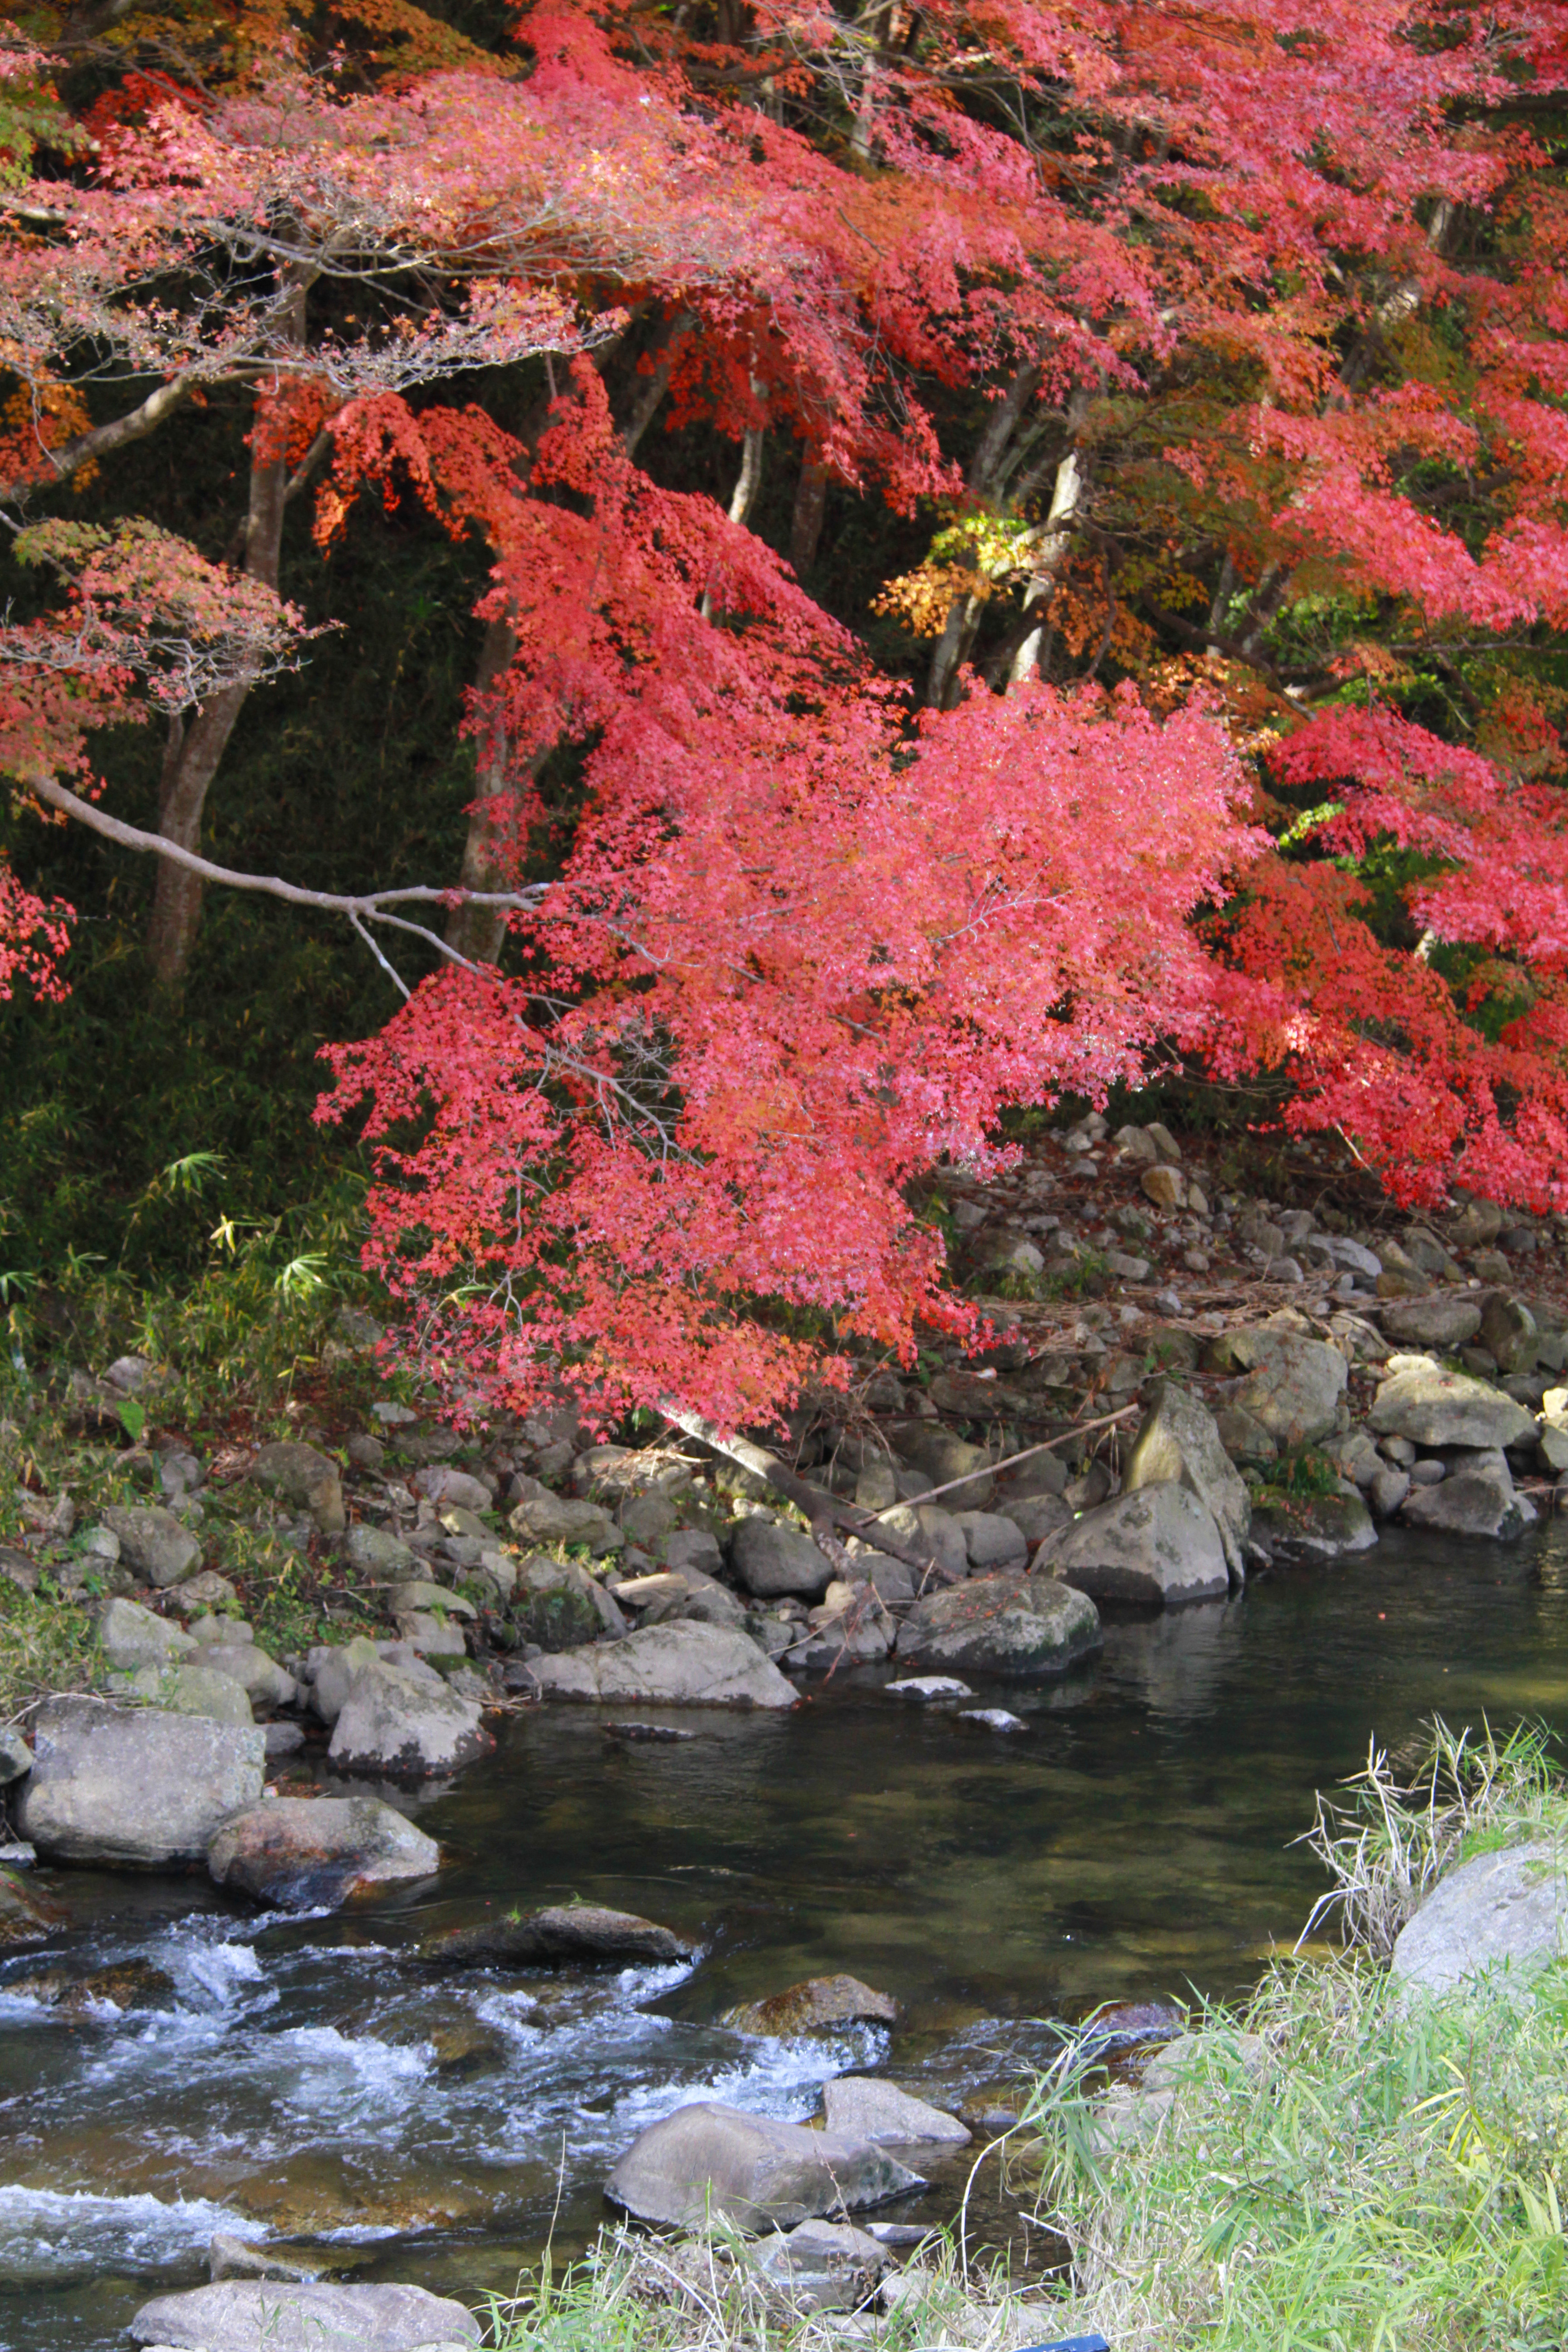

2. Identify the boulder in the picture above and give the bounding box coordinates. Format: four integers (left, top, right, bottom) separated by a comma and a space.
725, 1973, 900, 2033
731, 1518, 832, 1600
167, 1570, 239, 1616
821, 2078, 970, 2146
952, 1510, 1027, 1571
328, 1660, 490, 1779
1378, 1295, 1483, 1352
1123, 1381, 1250, 1580
250, 1441, 346, 1535
416, 1466, 493, 1514
99, 1504, 201, 1588
664, 1527, 725, 1578
750, 2219, 889, 2310
194, 1642, 298, 1715
528, 1621, 796, 1710
1214, 1405, 1277, 1467
887, 1427, 994, 1506
1250, 1493, 1378, 1561
606, 2101, 922, 2230
996, 1494, 1072, 1546
208, 1797, 441, 1909
0, 1867, 67, 1946
107, 1662, 256, 1726
885, 1675, 972, 1700
129, 2281, 479, 2350
1401, 1447, 1534, 1540
414, 1901, 692, 1969
307, 1636, 381, 1725
1391, 1841, 1568, 1996
617, 1565, 746, 1630
895, 1573, 1101, 1676
1043, 1482, 1230, 1607
510, 1556, 627, 1651
17, 1698, 264, 1867
1368, 1356, 1536, 1450
1369, 1465, 1411, 1519
96, 1596, 197, 1671
876, 1502, 968, 1581
345, 1524, 417, 1578
1448, 1197, 1505, 1249
1479, 1294, 1539, 1374
507, 1493, 622, 1554
1215, 1330, 1347, 1446
0, 1726, 33, 1785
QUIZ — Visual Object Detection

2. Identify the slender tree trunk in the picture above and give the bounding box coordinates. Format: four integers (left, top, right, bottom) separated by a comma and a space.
146, 290, 303, 988
1003, 447, 1085, 690
789, 456, 828, 578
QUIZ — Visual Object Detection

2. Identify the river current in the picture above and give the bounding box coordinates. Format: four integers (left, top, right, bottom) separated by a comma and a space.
7, 1521, 1568, 2351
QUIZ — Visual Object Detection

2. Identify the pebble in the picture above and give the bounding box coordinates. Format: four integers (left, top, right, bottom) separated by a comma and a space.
885, 1676, 973, 1700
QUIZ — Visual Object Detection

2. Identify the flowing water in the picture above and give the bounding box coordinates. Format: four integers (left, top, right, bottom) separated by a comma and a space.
9, 1522, 1568, 2351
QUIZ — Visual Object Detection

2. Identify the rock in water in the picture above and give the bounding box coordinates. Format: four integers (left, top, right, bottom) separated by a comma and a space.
821, 2079, 971, 2146
894, 1573, 1101, 1676
1124, 1381, 1251, 1580
724, 1973, 899, 2034
327, 1661, 490, 1779
17, 1699, 264, 1867
1392, 1842, 1568, 1996
208, 1797, 442, 1909
413, 1901, 692, 1968
129, 2280, 478, 2349
1250, 1493, 1379, 1561
1401, 1448, 1534, 1540
1043, 1482, 1230, 1607
0, 1868, 68, 1947
528, 1621, 797, 1709
1368, 1356, 1536, 1450
605, 2101, 923, 2229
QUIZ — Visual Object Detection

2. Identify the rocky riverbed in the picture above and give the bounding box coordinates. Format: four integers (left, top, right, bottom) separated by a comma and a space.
6, 1118, 1568, 2346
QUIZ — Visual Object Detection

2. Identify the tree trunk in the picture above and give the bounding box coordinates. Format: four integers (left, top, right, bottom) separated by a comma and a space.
146, 293, 302, 988
789, 457, 828, 578
1003, 447, 1085, 690
445, 614, 524, 965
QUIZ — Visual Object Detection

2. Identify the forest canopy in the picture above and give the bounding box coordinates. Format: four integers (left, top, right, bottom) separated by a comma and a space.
4, 0, 1568, 1424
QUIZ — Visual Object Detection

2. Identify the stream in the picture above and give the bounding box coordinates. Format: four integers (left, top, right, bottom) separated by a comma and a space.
8, 1521, 1568, 2352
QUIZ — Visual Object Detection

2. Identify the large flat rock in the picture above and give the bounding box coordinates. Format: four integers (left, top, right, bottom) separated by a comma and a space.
605, 2099, 923, 2229
529, 1621, 796, 1709
327, 1660, 490, 1780
414, 1901, 692, 1968
129, 2279, 478, 2349
208, 1797, 441, 1909
822, 2077, 970, 2146
1368, 1356, 1535, 1450
1392, 1842, 1568, 1996
17, 1699, 264, 1867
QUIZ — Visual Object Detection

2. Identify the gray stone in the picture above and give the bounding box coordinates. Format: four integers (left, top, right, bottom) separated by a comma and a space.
507, 1492, 623, 1554
1043, 1482, 1230, 1607
1251, 1492, 1378, 1560
511, 1555, 626, 1648
822, 2078, 970, 2146
307, 1636, 382, 1725
195, 1643, 298, 1715
416, 1466, 493, 1514
1480, 1294, 1539, 1374
1124, 1381, 1251, 1580
997, 1449, 1069, 1500
208, 1797, 441, 1909
1538, 1425, 1568, 1476
731, 1518, 832, 1600
129, 2280, 478, 2350
606, 2101, 922, 2230
885, 1676, 972, 1699
1142, 1165, 1183, 1209
878, 1502, 967, 1581
0, 1727, 33, 1785
953, 1509, 1027, 1570
346, 1523, 416, 1578
895, 1571, 1101, 1676
962, 1706, 1027, 1731
99, 1505, 202, 1589
250, 1441, 346, 1535
167, 1570, 239, 1616
1401, 1447, 1534, 1540
620, 1565, 746, 1630
1391, 1841, 1568, 1996
1369, 1354, 1536, 1450
17, 1699, 264, 1867
1378, 1294, 1483, 1351
529, 1620, 797, 1709
108, 1663, 256, 1726
1221, 1331, 1347, 1446
389, 1578, 476, 1620
664, 1527, 725, 1578
415, 1901, 691, 1969
843, 1552, 917, 1607
1410, 1457, 1447, 1485
1214, 1404, 1277, 1467
1448, 1197, 1505, 1249
751, 2220, 889, 2310
328, 1660, 490, 1779
996, 1494, 1072, 1546
888, 1428, 995, 1506
207, 2234, 322, 2285
1368, 1465, 1411, 1519
96, 1596, 197, 1671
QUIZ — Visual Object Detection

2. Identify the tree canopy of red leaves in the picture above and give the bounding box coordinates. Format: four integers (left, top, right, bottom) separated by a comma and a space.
5, 0, 1568, 1419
